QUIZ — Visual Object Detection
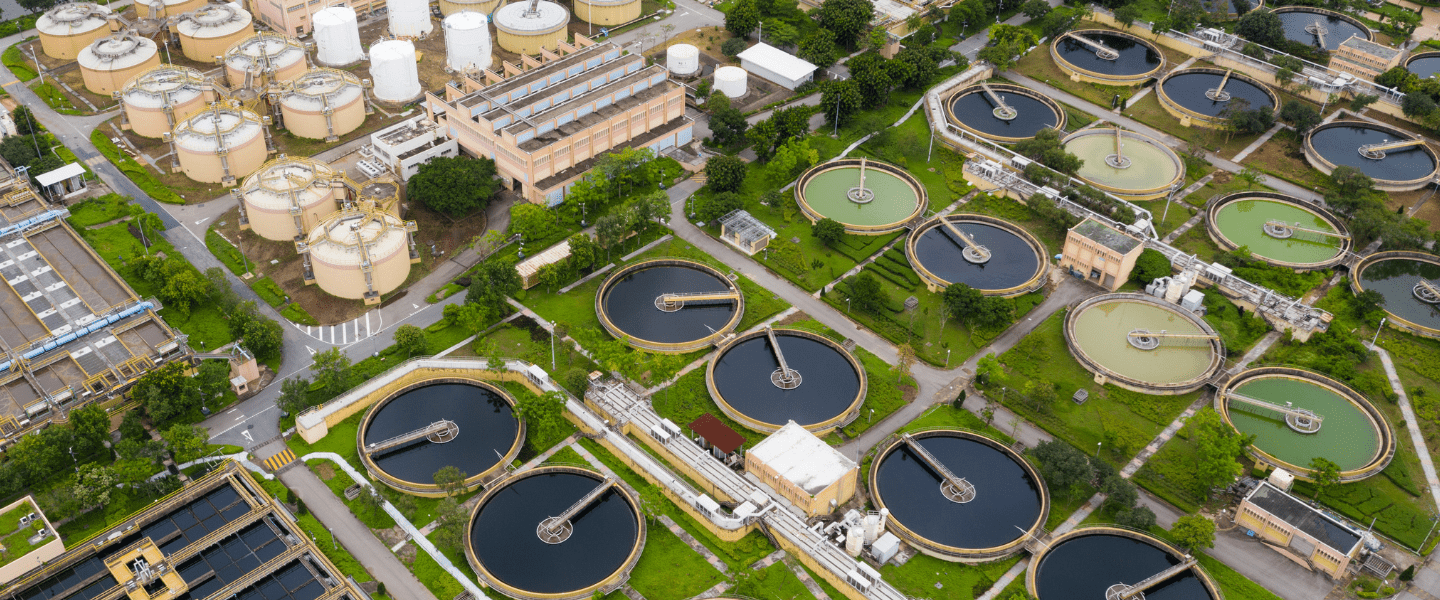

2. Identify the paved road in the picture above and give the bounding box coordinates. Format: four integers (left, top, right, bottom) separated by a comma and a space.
608, 0, 724, 52
278, 459, 440, 600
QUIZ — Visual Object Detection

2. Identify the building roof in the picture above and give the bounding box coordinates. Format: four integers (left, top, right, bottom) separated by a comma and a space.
33, 163, 85, 187
1338, 35, 1400, 61
748, 421, 857, 494
718, 209, 775, 245
737, 43, 817, 82
689, 413, 745, 454
515, 239, 572, 280
1246, 481, 1361, 556
1071, 218, 1141, 254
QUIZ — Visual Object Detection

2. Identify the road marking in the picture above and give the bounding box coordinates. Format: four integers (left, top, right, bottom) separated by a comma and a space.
194, 218, 209, 225
208, 405, 277, 438
241, 431, 253, 443
365, 312, 372, 336
1, 81, 17, 87
306, 345, 316, 355
235, 415, 244, 421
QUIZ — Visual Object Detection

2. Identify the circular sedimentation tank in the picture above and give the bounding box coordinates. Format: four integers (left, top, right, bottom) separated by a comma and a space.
359, 378, 523, 496
1028, 528, 1220, 600
596, 259, 743, 353
172, 102, 267, 185
120, 64, 213, 138
441, 0, 503, 15
37, 2, 113, 61
174, 2, 256, 63
575, 0, 641, 26
1219, 367, 1393, 481
905, 214, 1047, 296
1353, 251, 1440, 339
1065, 293, 1224, 394
705, 328, 865, 434
1205, 191, 1349, 269
1273, 7, 1370, 51
79, 32, 161, 95
1062, 128, 1184, 200
239, 156, 341, 242
494, 0, 569, 55
944, 83, 1065, 143
224, 32, 307, 89
136, 0, 207, 19
306, 208, 415, 303
869, 429, 1048, 561
1407, 52, 1440, 79
465, 466, 644, 600
794, 159, 927, 235
1157, 68, 1278, 129
1049, 29, 1163, 86
1303, 120, 1438, 191
279, 68, 367, 141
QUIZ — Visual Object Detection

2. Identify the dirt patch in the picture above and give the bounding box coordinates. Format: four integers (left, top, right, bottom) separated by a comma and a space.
1210, 171, 1232, 185
1242, 130, 1330, 189
373, 526, 409, 546
652, 26, 735, 59
900, 383, 918, 403
396, 542, 417, 565
774, 310, 811, 328
312, 462, 336, 481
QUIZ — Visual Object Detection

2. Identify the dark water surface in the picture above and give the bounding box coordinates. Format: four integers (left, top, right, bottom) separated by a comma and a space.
1409, 55, 1440, 79
1055, 32, 1160, 77
1358, 258, 1440, 330
712, 333, 861, 427
913, 221, 1041, 291
1276, 10, 1366, 50
1309, 125, 1436, 182
1161, 72, 1274, 117
363, 383, 519, 484
602, 265, 736, 344
948, 90, 1059, 139
1036, 533, 1215, 600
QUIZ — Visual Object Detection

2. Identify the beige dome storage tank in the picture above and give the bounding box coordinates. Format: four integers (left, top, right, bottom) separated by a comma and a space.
440, 0, 502, 15
169, 102, 268, 186
119, 64, 213, 138
493, 0, 568, 55
136, 0, 207, 19
278, 68, 366, 142
357, 175, 401, 217
301, 208, 417, 305
574, 0, 638, 26
37, 3, 113, 60
224, 32, 306, 88
174, 2, 255, 63
79, 32, 161, 95
238, 156, 342, 241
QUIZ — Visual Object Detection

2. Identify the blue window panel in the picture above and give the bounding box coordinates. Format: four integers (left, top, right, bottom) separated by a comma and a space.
576, 104, 593, 118
615, 89, 630, 102
633, 81, 648, 93
518, 107, 532, 118
553, 90, 570, 103
569, 65, 584, 76
596, 96, 612, 109
558, 112, 574, 126
650, 73, 665, 85
652, 134, 675, 151
517, 131, 535, 144
627, 62, 641, 74
538, 122, 555, 135
530, 82, 545, 93
677, 128, 693, 145
546, 190, 564, 206
493, 115, 511, 128
604, 49, 620, 61
587, 57, 602, 69
535, 99, 551, 112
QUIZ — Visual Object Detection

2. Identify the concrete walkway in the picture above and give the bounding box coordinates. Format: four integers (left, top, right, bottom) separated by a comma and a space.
1368, 342, 1440, 514
1231, 123, 1287, 163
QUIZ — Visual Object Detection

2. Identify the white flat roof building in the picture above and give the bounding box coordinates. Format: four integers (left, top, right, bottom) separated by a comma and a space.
745, 421, 858, 516
736, 43, 817, 90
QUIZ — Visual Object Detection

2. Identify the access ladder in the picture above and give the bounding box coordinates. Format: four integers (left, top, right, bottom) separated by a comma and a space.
902, 433, 976, 503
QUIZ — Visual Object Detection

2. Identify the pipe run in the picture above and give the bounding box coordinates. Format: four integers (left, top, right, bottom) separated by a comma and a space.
0, 300, 157, 374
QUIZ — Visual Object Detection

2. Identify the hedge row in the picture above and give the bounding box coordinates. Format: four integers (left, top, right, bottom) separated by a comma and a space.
205, 230, 248, 276
90, 130, 184, 204
251, 277, 286, 308
281, 303, 319, 326
863, 263, 916, 292
874, 254, 922, 287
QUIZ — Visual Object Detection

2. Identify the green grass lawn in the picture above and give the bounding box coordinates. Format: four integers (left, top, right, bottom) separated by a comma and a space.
304, 459, 395, 530
782, 319, 913, 443
90, 129, 184, 204
880, 552, 1020, 600
1130, 411, 1208, 513
626, 525, 726, 600
732, 561, 816, 600
2, 44, 36, 81
66, 194, 142, 228
477, 322, 601, 397
1119, 94, 1260, 159
653, 366, 770, 448
1130, 198, 1195, 238
56, 486, 171, 548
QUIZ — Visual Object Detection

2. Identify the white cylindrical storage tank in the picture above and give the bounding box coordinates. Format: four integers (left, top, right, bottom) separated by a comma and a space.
280, 68, 366, 141
240, 156, 341, 241
37, 3, 113, 61
136, 0, 207, 19
387, 0, 433, 38
79, 32, 161, 95
224, 32, 306, 88
443, 11, 491, 72
306, 209, 414, 303
715, 66, 746, 98
574, 0, 639, 26
171, 102, 267, 185
493, 1, 568, 55
313, 6, 364, 67
440, 0, 501, 16
667, 43, 698, 77
120, 64, 213, 138
174, 2, 255, 63
369, 40, 422, 104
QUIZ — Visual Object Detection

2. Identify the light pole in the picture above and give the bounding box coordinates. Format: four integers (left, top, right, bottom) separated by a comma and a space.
1372, 317, 1387, 347
845, 298, 851, 314
328, 527, 335, 550
1096, 442, 1102, 457
945, 348, 951, 367
550, 328, 556, 370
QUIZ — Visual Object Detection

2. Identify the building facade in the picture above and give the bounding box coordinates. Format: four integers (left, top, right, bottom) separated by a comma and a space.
424, 36, 694, 206
1331, 35, 1402, 80
744, 421, 858, 517
1061, 218, 1145, 290
1236, 481, 1363, 579
369, 116, 460, 181
247, 0, 382, 37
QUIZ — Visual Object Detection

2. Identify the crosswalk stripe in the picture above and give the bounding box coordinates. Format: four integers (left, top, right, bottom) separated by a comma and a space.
263, 448, 297, 471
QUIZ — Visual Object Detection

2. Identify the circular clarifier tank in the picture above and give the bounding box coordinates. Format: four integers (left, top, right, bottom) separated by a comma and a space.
1304, 121, 1439, 191
1407, 52, 1440, 79
466, 467, 644, 600
870, 430, 1048, 561
1206, 192, 1349, 269
1353, 252, 1440, 338
1219, 367, 1392, 481
945, 83, 1065, 143
905, 214, 1047, 296
1157, 68, 1277, 129
1028, 528, 1220, 600
1050, 29, 1163, 85
1063, 128, 1184, 200
794, 158, 927, 235
706, 328, 866, 434
359, 379, 523, 496
1273, 7, 1370, 51
597, 259, 743, 353
1066, 293, 1224, 394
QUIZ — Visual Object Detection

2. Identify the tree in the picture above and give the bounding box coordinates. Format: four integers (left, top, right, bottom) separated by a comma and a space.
568, 233, 601, 271
818, 0, 874, 49
72, 464, 118, 506
943, 283, 984, 322
431, 497, 469, 552
509, 203, 557, 243
762, 18, 799, 46
1131, 248, 1172, 284
514, 391, 568, 444
132, 362, 202, 427
1233, 0, 1252, 15
1236, 9, 1284, 46
1114, 3, 1141, 26
120, 411, 147, 442
466, 260, 522, 315
721, 37, 748, 59
310, 347, 353, 392
229, 302, 283, 359
1031, 440, 1093, 498
798, 29, 838, 68
161, 424, 209, 463
537, 262, 564, 293
395, 324, 428, 357
766, 138, 817, 183
1325, 166, 1379, 214
1221, 99, 1274, 137
69, 404, 109, 456
813, 218, 846, 246
204, 267, 239, 312
1349, 94, 1379, 112
594, 213, 629, 261
895, 344, 916, 384
726, 0, 760, 38
1402, 92, 1437, 118
1021, 0, 1049, 18
433, 466, 468, 497
1100, 475, 1139, 514
1115, 505, 1157, 530
892, 46, 941, 90
1309, 457, 1341, 501
1190, 409, 1250, 495
277, 376, 313, 416
705, 155, 748, 193
1236, 167, 1266, 189
847, 52, 894, 109
11, 107, 37, 135
1277, 101, 1321, 134
709, 99, 750, 147
407, 156, 500, 216
847, 272, 888, 313
820, 79, 863, 128
1170, 515, 1216, 551
696, 191, 745, 223
1013, 129, 1083, 175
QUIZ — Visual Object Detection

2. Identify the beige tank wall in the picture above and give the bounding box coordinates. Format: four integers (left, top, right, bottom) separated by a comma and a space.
496, 28, 564, 55
312, 243, 410, 299
180, 26, 255, 62
439, 0, 501, 15
137, 0, 207, 19
573, 0, 639, 26
281, 96, 365, 139
246, 191, 339, 241
82, 55, 162, 95
225, 58, 307, 89
40, 29, 110, 61
176, 134, 266, 184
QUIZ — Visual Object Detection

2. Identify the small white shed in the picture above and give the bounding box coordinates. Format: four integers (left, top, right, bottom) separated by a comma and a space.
736, 43, 817, 90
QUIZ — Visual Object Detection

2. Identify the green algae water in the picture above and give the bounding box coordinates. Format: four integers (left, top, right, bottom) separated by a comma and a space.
1066, 135, 1178, 192
1071, 300, 1215, 385
800, 166, 920, 227
1214, 198, 1343, 265
1228, 376, 1381, 472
